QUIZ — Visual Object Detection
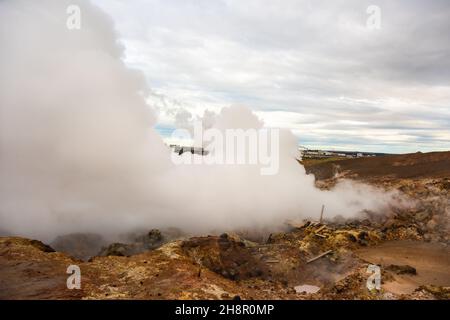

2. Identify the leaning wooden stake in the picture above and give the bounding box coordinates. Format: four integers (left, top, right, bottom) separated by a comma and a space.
319, 204, 325, 223
306, 250, 332, 264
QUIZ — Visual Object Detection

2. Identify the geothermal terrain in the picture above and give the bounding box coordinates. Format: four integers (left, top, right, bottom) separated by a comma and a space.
1, 151, 449, 300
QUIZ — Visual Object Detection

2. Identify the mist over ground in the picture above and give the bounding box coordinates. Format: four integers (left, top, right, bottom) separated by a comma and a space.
0, 0, 407, 241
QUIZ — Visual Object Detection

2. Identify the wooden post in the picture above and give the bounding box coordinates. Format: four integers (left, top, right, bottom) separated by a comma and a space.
319, 204, 325, 224
307, 250, 332, 264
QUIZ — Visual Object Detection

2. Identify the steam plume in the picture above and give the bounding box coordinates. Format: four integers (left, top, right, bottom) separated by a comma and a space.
0, 0, 404, 241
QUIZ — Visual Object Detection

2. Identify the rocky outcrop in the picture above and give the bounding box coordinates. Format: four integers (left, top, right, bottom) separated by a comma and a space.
97, 229, 167, 257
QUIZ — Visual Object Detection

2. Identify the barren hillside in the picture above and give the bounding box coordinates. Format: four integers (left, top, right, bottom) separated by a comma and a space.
303, 151, 450, 182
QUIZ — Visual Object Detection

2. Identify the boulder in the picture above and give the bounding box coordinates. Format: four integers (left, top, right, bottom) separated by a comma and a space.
134, 229, 164, 249
97, 242, 139, 257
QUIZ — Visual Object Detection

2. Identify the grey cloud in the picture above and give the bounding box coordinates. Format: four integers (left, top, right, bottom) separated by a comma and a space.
94, 0, 450, 152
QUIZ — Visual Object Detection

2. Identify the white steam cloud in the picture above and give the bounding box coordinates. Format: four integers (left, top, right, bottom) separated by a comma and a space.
0, 0, 403, 241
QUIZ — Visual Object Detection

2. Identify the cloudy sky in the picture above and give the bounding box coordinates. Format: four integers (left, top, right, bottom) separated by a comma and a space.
94, 0, 450, 153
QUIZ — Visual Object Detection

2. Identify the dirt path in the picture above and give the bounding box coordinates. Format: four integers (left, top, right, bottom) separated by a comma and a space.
356, 240, 450, 294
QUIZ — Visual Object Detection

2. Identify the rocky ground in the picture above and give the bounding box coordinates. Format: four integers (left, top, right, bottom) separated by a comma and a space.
1, 151, 449, 300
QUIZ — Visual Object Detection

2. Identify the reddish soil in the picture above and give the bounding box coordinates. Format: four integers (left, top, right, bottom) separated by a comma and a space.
356, 240, 450, 295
